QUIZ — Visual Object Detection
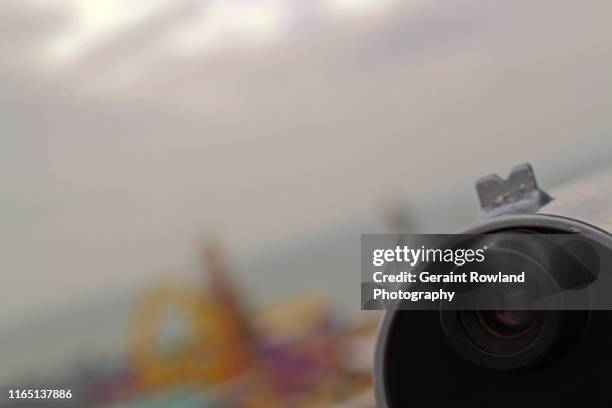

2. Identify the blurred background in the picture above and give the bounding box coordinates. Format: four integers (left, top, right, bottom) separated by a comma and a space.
2, 0, 612, 406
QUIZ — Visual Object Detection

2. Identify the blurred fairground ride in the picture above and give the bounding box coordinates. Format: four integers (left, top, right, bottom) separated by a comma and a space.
74, 241, 379, 407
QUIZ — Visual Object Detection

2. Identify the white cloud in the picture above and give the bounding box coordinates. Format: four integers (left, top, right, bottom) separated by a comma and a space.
45, 0, 170, 63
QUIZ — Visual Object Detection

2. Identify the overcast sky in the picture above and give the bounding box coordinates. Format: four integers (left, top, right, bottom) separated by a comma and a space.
2, 0, 612, 327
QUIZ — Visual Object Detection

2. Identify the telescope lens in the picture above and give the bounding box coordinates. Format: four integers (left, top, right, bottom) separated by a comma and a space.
477, 310, 536, 339
452, 309, 548, 359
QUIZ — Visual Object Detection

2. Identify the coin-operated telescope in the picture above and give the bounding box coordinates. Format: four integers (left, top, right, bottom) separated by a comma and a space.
374, 163, 612, 407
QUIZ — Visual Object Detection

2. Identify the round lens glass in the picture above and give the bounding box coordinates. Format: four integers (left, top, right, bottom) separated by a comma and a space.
477, 310, 537, 339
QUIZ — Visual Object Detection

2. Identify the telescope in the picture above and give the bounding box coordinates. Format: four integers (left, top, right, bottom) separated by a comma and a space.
374, 163, 612, 407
